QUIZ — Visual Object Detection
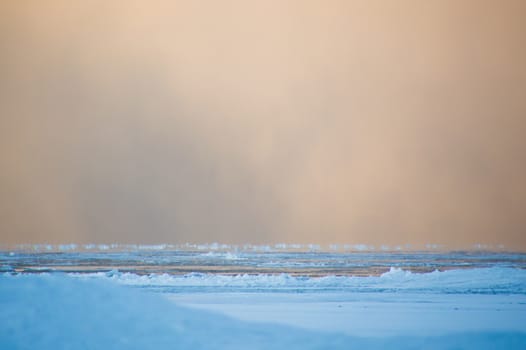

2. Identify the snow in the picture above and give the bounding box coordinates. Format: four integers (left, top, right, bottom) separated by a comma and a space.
2, 271, 526, 349
1, 249, 525, 349
1, 242, 514, 253
1, 274, 348, 349
170, 292, 526, 337
74, 267, 526, 295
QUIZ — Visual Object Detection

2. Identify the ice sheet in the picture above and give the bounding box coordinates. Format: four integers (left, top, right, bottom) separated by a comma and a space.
1, 274, 526, 349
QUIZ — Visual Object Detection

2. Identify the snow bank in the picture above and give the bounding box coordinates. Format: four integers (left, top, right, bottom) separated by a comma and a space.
1, 274, 525, 349
1, 274, 349, 349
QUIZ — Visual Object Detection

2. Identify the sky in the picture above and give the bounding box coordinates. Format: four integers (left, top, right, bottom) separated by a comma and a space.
1, 1, 525, 249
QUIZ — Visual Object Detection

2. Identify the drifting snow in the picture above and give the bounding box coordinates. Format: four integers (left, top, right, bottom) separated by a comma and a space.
2, 242, 513, 253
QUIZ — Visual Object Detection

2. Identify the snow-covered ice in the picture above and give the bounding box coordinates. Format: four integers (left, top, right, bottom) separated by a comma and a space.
2, 273, 526, 349
1, 249, 526, 349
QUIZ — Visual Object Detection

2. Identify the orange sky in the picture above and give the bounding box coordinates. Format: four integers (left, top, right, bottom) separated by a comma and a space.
1, 1, 525, 249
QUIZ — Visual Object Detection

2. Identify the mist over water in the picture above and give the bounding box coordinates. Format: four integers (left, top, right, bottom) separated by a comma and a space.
1, 1, 526, 249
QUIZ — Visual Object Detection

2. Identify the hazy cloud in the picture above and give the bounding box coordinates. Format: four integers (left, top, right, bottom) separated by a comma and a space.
1, 1, 525, 249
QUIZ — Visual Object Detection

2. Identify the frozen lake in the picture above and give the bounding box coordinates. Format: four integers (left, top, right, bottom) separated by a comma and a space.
1, 245, 526, 349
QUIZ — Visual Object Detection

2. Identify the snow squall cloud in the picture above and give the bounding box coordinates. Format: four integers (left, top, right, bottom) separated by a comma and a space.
1, 1, 526, 249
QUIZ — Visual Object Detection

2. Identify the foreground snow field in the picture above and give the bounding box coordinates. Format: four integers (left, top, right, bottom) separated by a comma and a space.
169, 291, 526, 337
1, 272, 526, 349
